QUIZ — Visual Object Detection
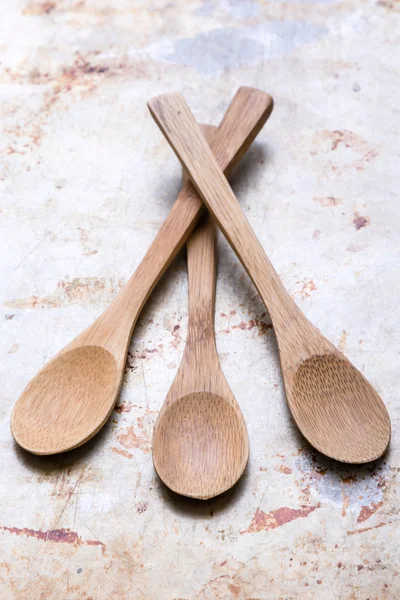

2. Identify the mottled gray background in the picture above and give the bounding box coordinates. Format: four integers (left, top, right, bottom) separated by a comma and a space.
0, 1, 399, 598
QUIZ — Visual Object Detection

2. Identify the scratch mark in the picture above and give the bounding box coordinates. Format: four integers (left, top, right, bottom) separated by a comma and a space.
347, 522, 387, 536
13, 232, 50, 272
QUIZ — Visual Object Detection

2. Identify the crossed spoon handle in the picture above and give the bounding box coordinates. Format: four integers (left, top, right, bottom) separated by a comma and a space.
11, 88, 273, 455
148, 92, 391, 464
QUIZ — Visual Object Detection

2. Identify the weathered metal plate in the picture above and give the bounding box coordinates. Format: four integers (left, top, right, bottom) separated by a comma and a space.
0, 1, 399, 598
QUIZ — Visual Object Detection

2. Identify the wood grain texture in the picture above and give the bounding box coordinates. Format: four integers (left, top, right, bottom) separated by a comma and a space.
153, 154, 249, 499
148, 92, 391, 464
11, 88, 273, 455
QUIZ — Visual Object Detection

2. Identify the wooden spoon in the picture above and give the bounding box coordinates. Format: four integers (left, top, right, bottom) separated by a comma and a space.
11, 87, 273, 455
148, 92, 391, 464
153, 167, 249, 499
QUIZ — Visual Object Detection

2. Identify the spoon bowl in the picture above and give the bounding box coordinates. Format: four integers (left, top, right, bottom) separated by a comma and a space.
153, 205, 249, 499
289, 353, 390, 463
12, 346, 119, 454
153, 392, 248, 499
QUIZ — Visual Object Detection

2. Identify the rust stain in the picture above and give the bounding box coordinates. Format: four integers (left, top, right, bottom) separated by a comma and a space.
14, 52, 110, 88
277, 465, 292, 474
342, 474, 357, 484
86, 540, 106, 553
347, 522, 387, 536
354, 148, 380, 170
313, 129, 375, 154
23, 1, 56, 15
377, 0, 400, 10
330, 130, 367, 152
220, 310, 236, 318
353, 213, 370, 230
314, 196, 342, 207
192, 572, 246, 600
125, 351, 138, 374
227, 583, 241, 596
292, 447, 306, 456
124, 345, 163, 374
136, 502, 148, 515
376, 473, 387, 489
3, 50, 123, 154
134, 347, 160, 360
300, 483, 311, 504
220, 318, 272, 336
311, 129, 380, 174
114, 402, 143, 413
312, 464, 327, 478
6, 277, 124, 309
293, 279, 317, 300
357, 501, 383, 523
7, 343, 19, 354
114, 403, 133, 414
241, 505, 318, 534
117, 425, 151, 454
5, 123, 43, 155
0, 525, 105, 553
313, 229, 321, 240
111, 447, 133, 460
342, 492, 350, 517
78, 227, 97, 256
0, 562, 11, 573
338, 330, 347, 352
170, 324, 181, 349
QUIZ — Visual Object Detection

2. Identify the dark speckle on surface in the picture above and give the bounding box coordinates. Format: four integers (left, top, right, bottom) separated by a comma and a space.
353, 214, 370, 230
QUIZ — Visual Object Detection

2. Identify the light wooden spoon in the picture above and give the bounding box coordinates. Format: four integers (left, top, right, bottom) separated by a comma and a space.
11, 87, 273, 455
148, 92, 391, 464
153, 184, 249, 499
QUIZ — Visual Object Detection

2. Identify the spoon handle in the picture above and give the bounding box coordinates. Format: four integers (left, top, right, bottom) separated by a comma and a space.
186, 214, 218, 357
148, 93, 324, 364
74, 88, 273, 363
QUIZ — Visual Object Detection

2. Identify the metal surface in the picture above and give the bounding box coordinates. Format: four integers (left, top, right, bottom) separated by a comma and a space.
1, 1, 399, 598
